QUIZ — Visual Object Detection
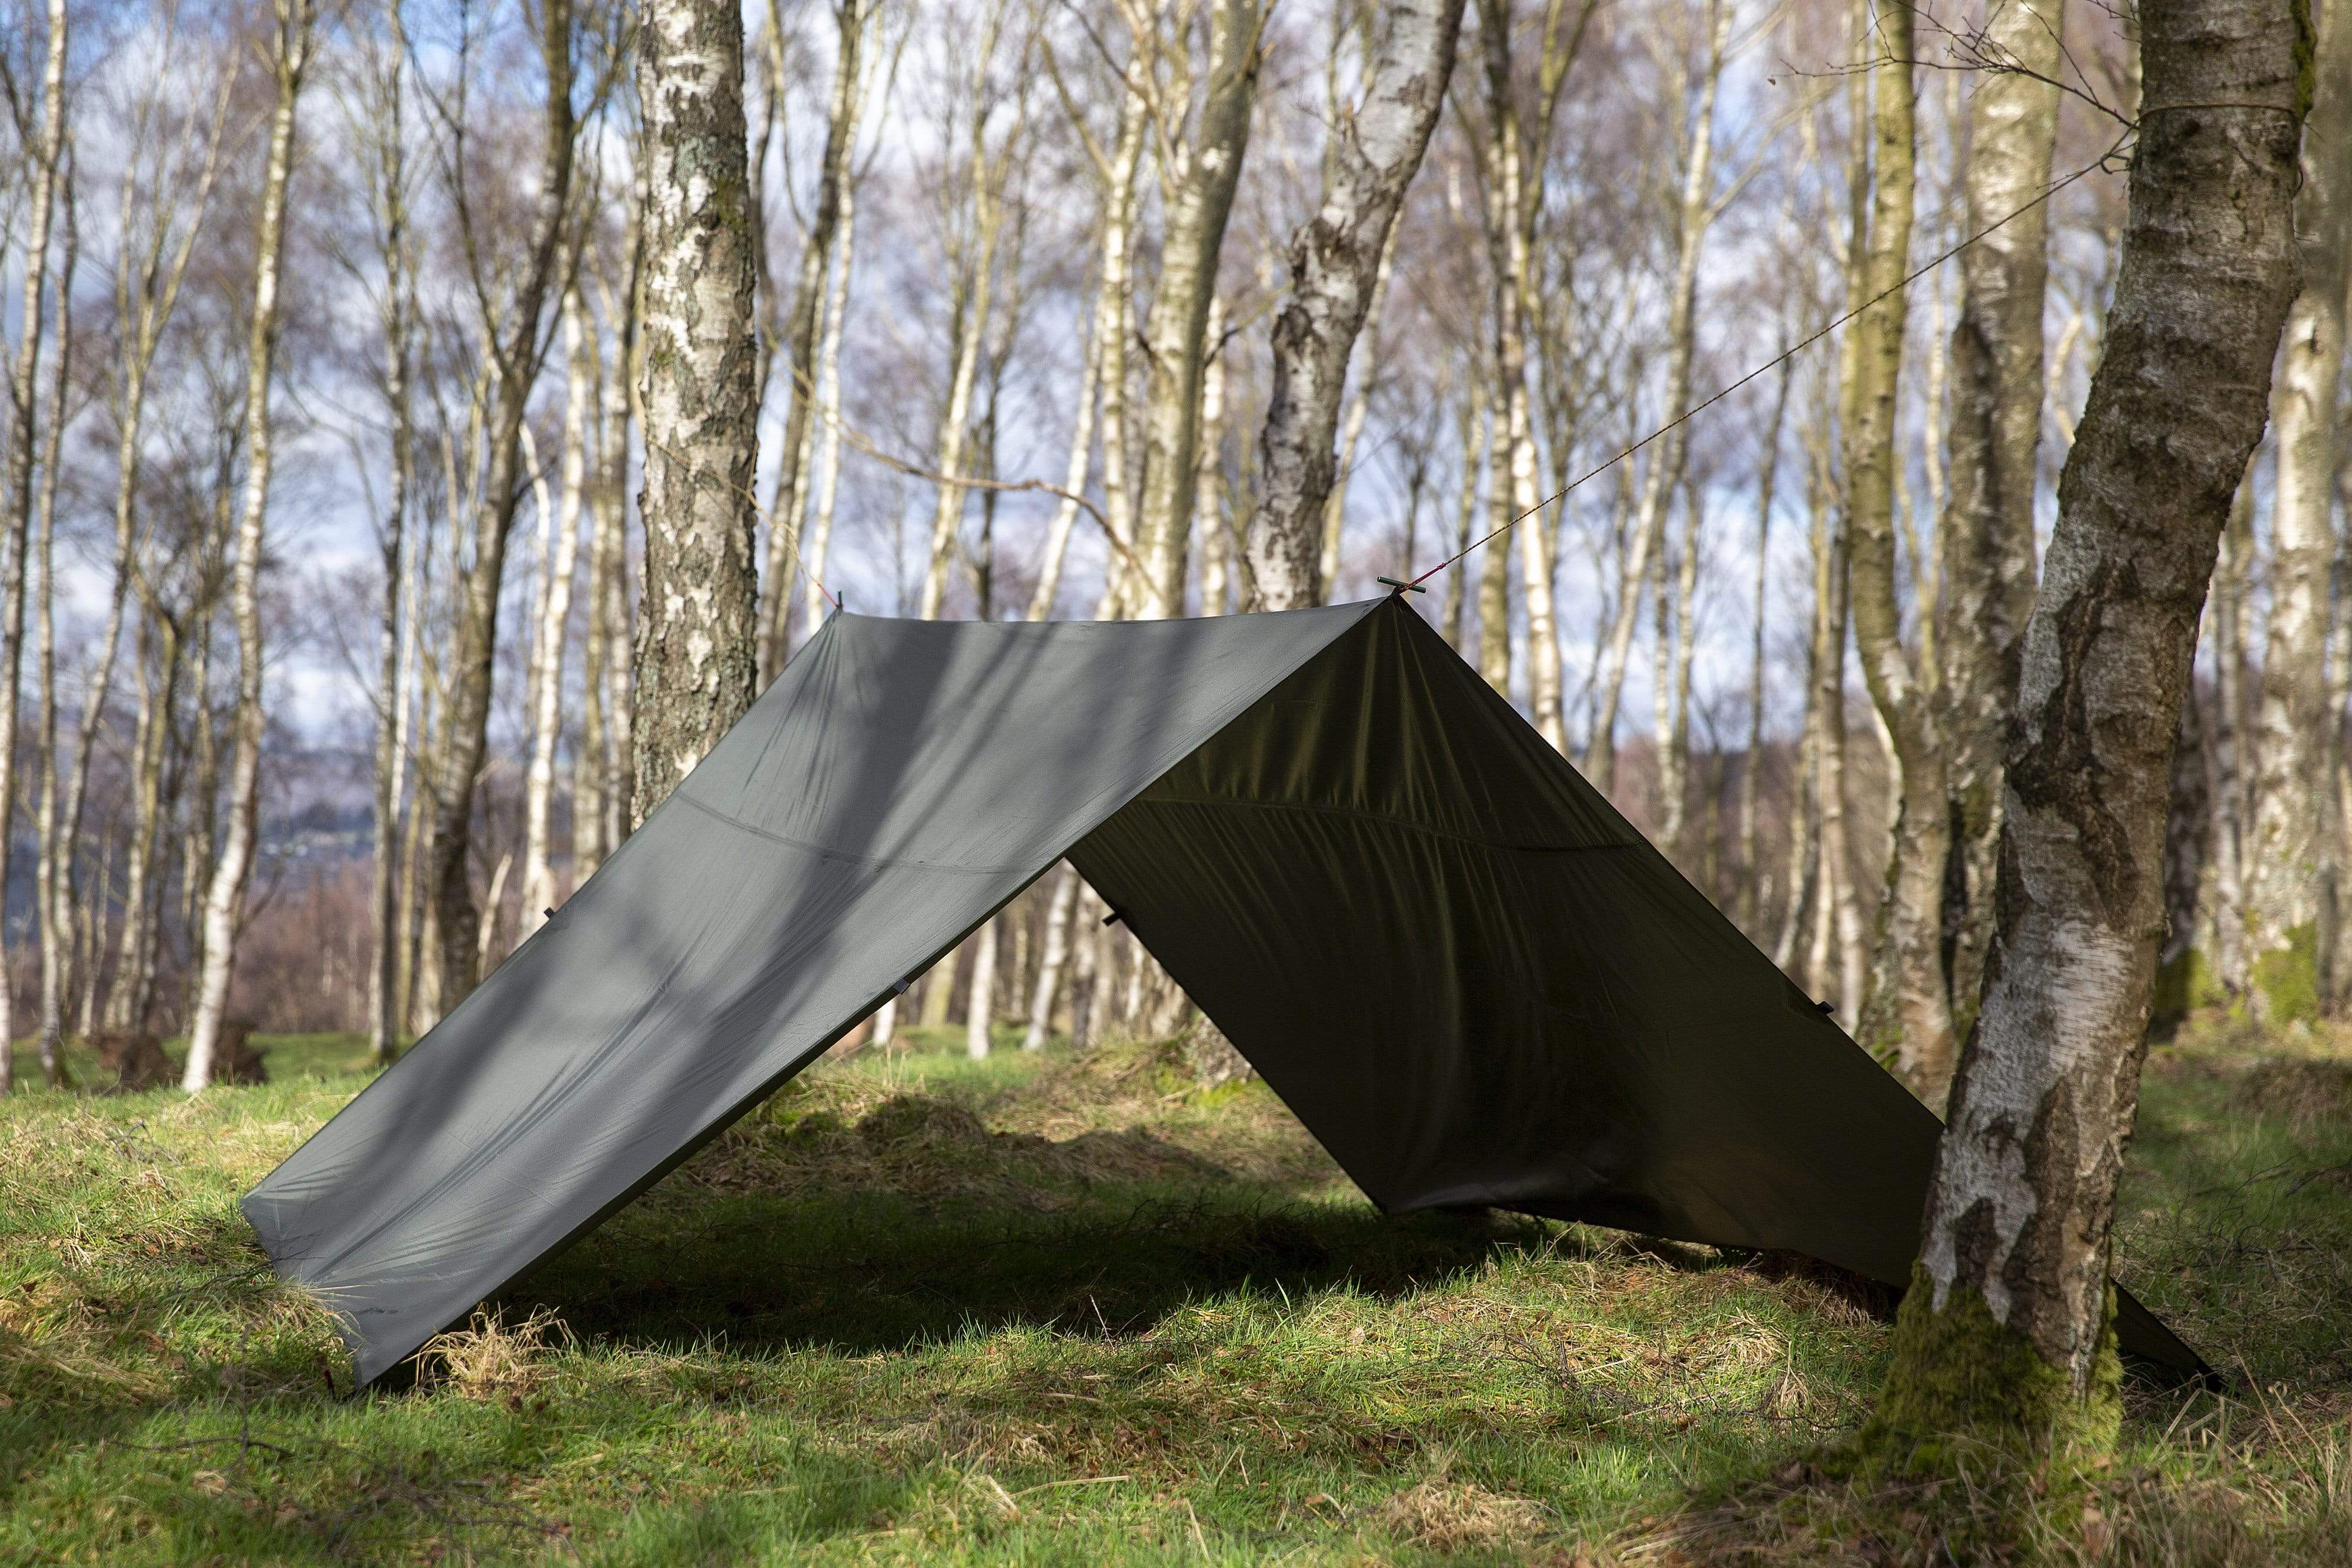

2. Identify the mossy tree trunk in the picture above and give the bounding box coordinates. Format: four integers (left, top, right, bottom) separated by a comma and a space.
1869, 0, 2308, 1459
633, 0, 763, 821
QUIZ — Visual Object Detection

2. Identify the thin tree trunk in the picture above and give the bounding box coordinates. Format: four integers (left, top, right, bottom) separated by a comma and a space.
2245, 0, 2351, 1018
1740, 362, 1793, 931
0, 0, 67, 1094
1068, 879, 1103, 1048
1583, 0, 1726, 790
799, 86, 868, 644
521, 282, 593, 937
367, 16, 413, 1063
1444, 377, 1484, 650
1843, 0, 1956, 1101
183, 0, 316, 1092
1317, 223, 1401, 596
1131, 0, 1266, 620
633, 0, 760, 820
964, 915, 999, 1059
919, 5, 1018, 623
1659, 475, 1703, 855
2206, 470, 2256, 991
1870, 0, 2304, 1451
34, 198, 77, 1084
1248, 0, 1464, 609
1024, 864, 1078, 1048
758, 0, 865, 684
425, 1, 576, 1004
1938, 0, 2063, 1041
103, 618, 172, 1034
1474, 0, 1562, 748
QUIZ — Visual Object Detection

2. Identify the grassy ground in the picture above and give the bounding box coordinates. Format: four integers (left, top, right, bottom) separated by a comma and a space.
2, 1019, 2346, 1565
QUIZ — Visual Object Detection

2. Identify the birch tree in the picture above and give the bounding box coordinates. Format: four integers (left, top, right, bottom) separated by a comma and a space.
2245, 0, 2350, 1018
1586, 0, 1730, 790
634, 0, 763, 818
1938, 0, 2064, 1039
520, 280, 594, 937
183, 0, 318, 1092
355, 0, 415, 1065
1842, 1, 1959, 1101
1867, 0, 2306, 1459
423, 0, 578, 1003
757, 0, 867, 684
1249, 0, 1466, 609
1128, 0, 1267, 620
917, 0, 1023, 622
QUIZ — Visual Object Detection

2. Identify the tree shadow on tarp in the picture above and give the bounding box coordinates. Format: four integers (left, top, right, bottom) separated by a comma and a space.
490, 1182, 1555, 1358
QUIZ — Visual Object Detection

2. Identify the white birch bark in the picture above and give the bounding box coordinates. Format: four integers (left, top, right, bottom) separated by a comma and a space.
2245, 0, 2351, 1013
1879, 0, 2305, 1434
183, 0, 316, 1092
1248, 0, 1464, 609
1938, 0, 2064, 1037
1024, 865, 1079, 1048
1130, 0, 1266, 620
1583, 0, 1728, 792
633, 0, 761, 819
521, 283, 593, 938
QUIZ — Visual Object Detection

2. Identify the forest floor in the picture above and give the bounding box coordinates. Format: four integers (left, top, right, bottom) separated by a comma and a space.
2, 1017, 2347, 1566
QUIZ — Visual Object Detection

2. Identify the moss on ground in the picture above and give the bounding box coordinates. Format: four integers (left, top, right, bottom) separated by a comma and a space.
2, 1019, 2347, 1564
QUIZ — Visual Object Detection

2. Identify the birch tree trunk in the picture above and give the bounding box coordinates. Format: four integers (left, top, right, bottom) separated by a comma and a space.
757, 0, 865, 685
426, 0, 577, 1002
1131, 0, 1266, 620
1248, 0, 1464, 609
1028, 299, 1104, 621
1584, 0, 1728, 790
1938, 0, 2063, 1041
521, 283, 593, 937
33, 207, 77, 1084
1843, 2, 1958, 1101
964, 915, 999, 1060
1471, 0, 1568, 747
1869, 0, 2306, 1453
799, 49, 873, 643
366, 11, 413, 1064
633, 0, 761, 820
2205, 472, 2256, 991
0, 0, 67, 1094
1740, 363, 1793, 932
2245, 0, 2351, 1019
1024, 865, 1079, 1047
183, 0, 316, 1092
580, 231, 643, 876
918, 3, 1016, 623
1317, 225, 1398, 594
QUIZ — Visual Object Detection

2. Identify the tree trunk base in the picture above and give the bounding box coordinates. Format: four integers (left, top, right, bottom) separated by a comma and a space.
1856, 1266, 2121, 1480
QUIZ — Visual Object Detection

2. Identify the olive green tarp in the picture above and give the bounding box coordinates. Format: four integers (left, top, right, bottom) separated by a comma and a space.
245, 596, 2204, 1385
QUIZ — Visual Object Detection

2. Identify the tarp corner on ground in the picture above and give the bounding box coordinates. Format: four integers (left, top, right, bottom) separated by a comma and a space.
243, 596, 2207, 1386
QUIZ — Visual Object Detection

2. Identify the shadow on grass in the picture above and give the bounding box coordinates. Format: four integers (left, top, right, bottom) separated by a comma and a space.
499, 1185, 1553, 1358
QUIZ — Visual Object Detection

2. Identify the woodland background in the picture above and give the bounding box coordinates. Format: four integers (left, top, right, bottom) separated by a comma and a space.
0, 0, 2339, 1092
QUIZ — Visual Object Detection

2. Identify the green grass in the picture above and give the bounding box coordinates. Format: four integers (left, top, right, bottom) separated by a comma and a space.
2, 1022, 2347, 1564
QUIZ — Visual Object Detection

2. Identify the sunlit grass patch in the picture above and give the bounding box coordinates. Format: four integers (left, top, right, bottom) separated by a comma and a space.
2, 1022, 2346, 1563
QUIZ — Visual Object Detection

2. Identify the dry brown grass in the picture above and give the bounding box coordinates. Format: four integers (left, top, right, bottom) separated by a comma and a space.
1377, 1450, 1556, 1550
415, 1306, 574, 1399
